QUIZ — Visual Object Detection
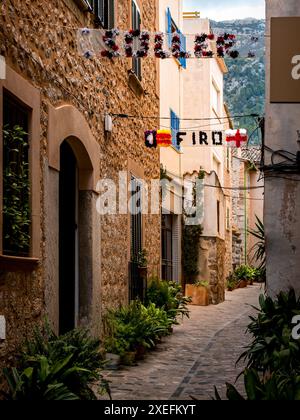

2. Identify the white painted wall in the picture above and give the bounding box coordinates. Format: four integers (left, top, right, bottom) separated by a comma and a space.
159, 0, 184, 283
159, 0, 184, 179
265, 0, 300, 296
181, 17, 228, 239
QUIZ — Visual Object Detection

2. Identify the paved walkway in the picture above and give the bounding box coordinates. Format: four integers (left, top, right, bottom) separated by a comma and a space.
102, 285, 262, 400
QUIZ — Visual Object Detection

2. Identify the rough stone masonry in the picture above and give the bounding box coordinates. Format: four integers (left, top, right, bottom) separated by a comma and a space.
0, 0, 161, 376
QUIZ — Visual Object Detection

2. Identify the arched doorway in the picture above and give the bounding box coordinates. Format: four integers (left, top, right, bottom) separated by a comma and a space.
59, 141, 78, 334
46, 104, 102, 336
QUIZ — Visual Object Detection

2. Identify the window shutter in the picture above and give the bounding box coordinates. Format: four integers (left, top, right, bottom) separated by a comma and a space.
170, 110, 180, 150
108, 0, 115, 29
178, 29, 187, 69
132, 1, 142, 80
166, 8, 172, 47
93, 0, 104, 25
84, 0, 93, 11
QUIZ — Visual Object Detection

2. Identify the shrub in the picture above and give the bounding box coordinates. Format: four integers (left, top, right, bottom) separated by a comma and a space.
227, 276, 239, 291
183, 225, 203, 282
214, 369, 300, 401
234, 265, 256, 282
104, 301, 173, 358
239, 289, 300, 374
146, 278, 191, 321
2, 324, 110, 400
252, 267, 266, 283
248, 216, 266, 274
215, 289, 300, 400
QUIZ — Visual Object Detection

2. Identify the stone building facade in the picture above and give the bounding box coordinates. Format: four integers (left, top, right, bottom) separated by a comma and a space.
265, 0, 300, 297
231, 148, 264, 269
181, 16, 230, 304
0, 0, 161, 373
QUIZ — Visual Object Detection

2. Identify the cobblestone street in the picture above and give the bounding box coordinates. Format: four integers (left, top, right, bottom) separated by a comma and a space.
103, 285, 262, 400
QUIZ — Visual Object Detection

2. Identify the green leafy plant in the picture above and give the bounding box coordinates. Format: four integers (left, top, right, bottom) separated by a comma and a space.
131, 249, 148, 268
226, 276, 238, 291
252, 267, 266, 283
3, 125, 30, 256
160, 165, 172, 182
2, 323, 110, 400
215, 289, 300, 400
195, 280, 209, 288
234, 265, 256, 282
146, 278, 191, 321
183, 225, 203, 282
214, 369, 300, 401
104, 300, 174, 361
226, 265, 257, 291
3, 357, 80, 401
248, 216, 266, 275
238, 290, 300, 374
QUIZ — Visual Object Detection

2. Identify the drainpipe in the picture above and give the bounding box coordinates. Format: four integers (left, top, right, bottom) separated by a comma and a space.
244, 166, 248, 265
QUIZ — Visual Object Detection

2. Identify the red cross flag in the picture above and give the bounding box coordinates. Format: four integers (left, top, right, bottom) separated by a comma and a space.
225, 129, 248, 148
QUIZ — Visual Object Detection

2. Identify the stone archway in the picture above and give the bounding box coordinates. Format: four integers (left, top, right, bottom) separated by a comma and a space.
45, 104, 101, 335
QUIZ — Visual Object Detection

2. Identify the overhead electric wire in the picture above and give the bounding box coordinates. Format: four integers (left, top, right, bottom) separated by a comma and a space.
113, 113, 260, 121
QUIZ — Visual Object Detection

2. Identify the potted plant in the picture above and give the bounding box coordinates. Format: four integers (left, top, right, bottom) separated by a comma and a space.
104, 336, 127, 370
185, 280, 210, 306
234, 265, 255, 288
121, 351, 137, 366
227, 275, 238, 292
133, 249, 148, 280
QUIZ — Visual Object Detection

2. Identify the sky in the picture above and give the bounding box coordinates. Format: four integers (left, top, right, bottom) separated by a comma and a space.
183, 0, 265, 21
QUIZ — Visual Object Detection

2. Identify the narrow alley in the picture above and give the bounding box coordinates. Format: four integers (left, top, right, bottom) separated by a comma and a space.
102, 286, 262, 400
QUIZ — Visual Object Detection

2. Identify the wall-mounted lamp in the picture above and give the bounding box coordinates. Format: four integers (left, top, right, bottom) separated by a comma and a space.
105, 114, 113, 133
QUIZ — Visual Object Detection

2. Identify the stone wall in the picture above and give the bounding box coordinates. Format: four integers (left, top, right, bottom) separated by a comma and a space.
0, 0, 161, 374
199, 237, 226, 305
265, 0, 300, 298
232, 229, 243, 269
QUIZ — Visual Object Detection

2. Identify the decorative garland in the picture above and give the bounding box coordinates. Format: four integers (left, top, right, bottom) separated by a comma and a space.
154, 32, 170, 59
145, 130, 172, 148
225, 129, 248, 148
145, 130, 157, 148
101, 29, 121, 58
79, 29, 257, 60
124, 30, 151, 58
194, 33, 214, 58
171, 33, 191, 60
216, 33, 239, 59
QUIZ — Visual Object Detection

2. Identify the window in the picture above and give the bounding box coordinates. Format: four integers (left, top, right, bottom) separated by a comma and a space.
91, 0, 114, 29
131, 1, 142, 80
166, 8, 187, 69
170, 109, 180, 151
226, 206, 230, 231
130, 176, 142, 259
129, 175, 144, 301
3, 93, 30, 257
162, 214, 173, 282
212, 81, 220, 115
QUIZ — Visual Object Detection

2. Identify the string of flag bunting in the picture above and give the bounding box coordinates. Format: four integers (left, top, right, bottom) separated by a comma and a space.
78, 29, 261, 60
145, 129, 249, 149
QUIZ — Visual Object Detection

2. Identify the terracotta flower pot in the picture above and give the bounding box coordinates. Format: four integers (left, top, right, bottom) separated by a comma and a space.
105, 353, 121, 370
185, 284, 209, 306
121, 351, 137, 366
238, 280, 248, 289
